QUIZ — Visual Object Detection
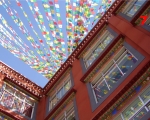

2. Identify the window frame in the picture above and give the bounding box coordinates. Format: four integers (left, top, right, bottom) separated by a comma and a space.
46, 71, 74, 116
114, 85, 150, 120
118, 0, 147, 22
57, 104, 75, 120
83, 30, 114, 68
86, 41, 145, 111
141, 6, 150, 32
0, 82, 37, 120
91, 46, 138, 103
80, 26, 118, 73
47, 98, 79, 120
49, 77, 72, 111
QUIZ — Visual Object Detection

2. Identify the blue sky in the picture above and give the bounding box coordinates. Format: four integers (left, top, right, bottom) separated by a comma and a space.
0, 0, 51, 87
0, 0, 113, 87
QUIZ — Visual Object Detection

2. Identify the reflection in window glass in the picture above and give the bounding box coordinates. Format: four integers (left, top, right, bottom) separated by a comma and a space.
1, 91, 14, 108
12, 98, 23, 113
140, 86, 150, 103
122, 98, 143, 120
114, 85, 150, 120
0, 83, 35, 118
49, 79, 71, 111
51, 95, 57, 108
118, 52, 137, 74
91, 47, 138, 103
0, 114, 9, 120
93, 79, 109, 102
121, 0, 146, 17
145, 16, 150, 26
132, 107, 148, 120
145, 9, 150, 27
114, 115, 122, 120
15, 91, 25, 100
23, 103, 34, 118
0, 84, 5, 97
64, 81, 71, 93
84, 30, 114, 68
58, 106, 75, 120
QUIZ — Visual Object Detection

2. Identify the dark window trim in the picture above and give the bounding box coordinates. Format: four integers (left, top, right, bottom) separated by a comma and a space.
80, 26, 119, 74
45, 70, 74, 117
86, 41, 145, 111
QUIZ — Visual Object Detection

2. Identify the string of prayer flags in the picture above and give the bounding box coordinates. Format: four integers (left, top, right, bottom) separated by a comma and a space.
0, 0, 115, 79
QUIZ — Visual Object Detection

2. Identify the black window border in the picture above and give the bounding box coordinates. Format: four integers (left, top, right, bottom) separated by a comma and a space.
80, 26, 118, 74
45, 70, 75, 117
86, 41, 145, 111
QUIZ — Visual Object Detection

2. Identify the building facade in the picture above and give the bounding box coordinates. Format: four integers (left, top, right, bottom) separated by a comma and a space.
0, 0, 150, 120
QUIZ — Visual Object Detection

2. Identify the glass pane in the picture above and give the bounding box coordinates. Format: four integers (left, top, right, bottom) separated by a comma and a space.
118, 52, 137, 74
102, 35, 114, 47
64, 80, 71, 93
15, 91, 25, 100
67, 107, 75, 120
146, 102, 150, 110
93, 80, 109, 102
145, 17, 150, 26
50, 95, 57, 109
127, 5, 140, 17
58, 115, 65, 120
86, 54, 96, 67
140, 86, 150, 103
57, 87, 64, 100
22, 103, 33, 118
85, 31, 113, 68
132, 107, 148, 120
114, 115, 123, 120
5, 84, 15, 94
0, 84, 5, 97
25, 98, 34, 106
93, 43, 105, 57
122, 98, 143, 120
105, 65, 123, 88
0, 115, 9, 120
0, 91, 14, 108
12, 98, 23, 113
121, 0, 146, 17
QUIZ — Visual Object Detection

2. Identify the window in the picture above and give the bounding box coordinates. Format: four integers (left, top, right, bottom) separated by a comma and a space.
83, 30, 114, 68
58, 106, 75, 120
140, 86, 150, 103
0, 83, 35, 118
49, 76, 72, 111
121, 0, 146, 17
0, 113, 12, 120
145, 6, 150, 27
122, 98, 143, 119
91, 47, 138, 103
145, 16, 150, 27
114, 115, 123, 120
114, 86, 150, 120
